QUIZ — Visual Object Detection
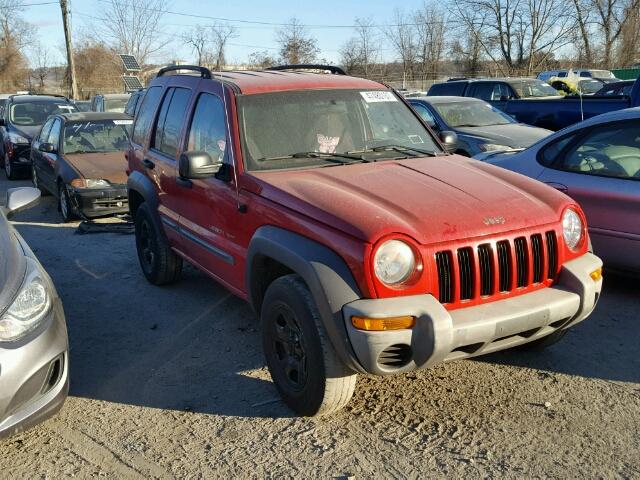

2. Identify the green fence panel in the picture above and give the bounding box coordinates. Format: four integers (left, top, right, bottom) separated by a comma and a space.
611, 68, 640, 80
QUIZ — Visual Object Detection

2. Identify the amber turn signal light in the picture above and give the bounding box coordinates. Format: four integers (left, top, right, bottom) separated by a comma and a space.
351, 315, 415, 331
590, 267, 602, 282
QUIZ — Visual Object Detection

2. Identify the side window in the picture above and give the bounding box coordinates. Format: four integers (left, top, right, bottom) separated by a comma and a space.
132, 86, 162, 145
557, 122, 640, 179
538, 132, 579, 167
412, 103, 437, 127
470, 83, 495, 102
580, 71, 591, 77
558, 71, 567, 78
187, 93, 228, 163
153, 87, 191, 157
39, 118, 54, 142
47, 119, 62, 149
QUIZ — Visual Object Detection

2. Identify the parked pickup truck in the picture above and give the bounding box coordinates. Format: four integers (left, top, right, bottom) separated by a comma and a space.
127, 65, 603, 416
429, 77, 640, 130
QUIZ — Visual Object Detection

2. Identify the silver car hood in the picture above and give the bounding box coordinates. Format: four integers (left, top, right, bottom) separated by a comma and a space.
0, 213, 26, 313
456, 123, 552, 148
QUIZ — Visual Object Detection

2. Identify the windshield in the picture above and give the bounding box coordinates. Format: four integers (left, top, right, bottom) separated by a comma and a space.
578, 80, 604, 94
511, 80, 559, 98
10, 101, 77, 126
238, 89, 440, 171
63, 119, 131, 154
104, 97, 129, 113
433, 101, 514, 127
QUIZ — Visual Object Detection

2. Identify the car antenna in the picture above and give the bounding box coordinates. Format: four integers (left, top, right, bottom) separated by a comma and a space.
214, 72, 247, 214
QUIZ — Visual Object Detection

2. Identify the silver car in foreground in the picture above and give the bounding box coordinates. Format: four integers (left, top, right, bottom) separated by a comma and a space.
0, 188, 69, 437
476, 107, 640, 273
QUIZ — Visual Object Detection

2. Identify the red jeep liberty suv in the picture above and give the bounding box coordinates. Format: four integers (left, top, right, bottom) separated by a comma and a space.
126, 65, 603, 416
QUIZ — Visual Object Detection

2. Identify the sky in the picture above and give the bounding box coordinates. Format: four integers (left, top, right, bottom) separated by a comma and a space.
25, 0, 430, 66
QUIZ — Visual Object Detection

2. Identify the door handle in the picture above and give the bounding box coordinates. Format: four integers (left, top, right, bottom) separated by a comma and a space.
142, 158, 155, 169
545, 182, 568, 193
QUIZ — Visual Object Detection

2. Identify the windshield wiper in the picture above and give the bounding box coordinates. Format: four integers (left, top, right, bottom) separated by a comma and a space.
257, 151, 370, 164
350, 145, 442, 157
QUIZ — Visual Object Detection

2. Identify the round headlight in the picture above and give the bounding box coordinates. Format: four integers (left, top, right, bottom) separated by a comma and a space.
562, 208, 584, 250
374, 240, 416, 286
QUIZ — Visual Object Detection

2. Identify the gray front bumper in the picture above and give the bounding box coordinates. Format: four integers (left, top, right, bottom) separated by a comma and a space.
343, 253, 603, 375
0, 298, 69, 438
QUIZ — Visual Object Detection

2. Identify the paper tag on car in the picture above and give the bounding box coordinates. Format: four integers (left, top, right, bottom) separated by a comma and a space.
113, 120, 133, 125
360, 91, 397, 103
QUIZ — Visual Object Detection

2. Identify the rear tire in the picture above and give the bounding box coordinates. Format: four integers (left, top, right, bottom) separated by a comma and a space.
516, 329, 567, 351
4, 154, 16, 180
134, 202, 182, 285
261, 274, 357, 416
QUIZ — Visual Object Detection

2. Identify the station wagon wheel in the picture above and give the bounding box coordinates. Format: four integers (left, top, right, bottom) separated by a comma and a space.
133, 203, 182, 285
261, 274, 357, 416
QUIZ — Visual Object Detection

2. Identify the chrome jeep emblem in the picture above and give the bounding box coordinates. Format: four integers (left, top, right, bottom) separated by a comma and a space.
483, 216, 506, 226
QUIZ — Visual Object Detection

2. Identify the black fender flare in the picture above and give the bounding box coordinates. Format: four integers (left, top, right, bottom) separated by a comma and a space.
246, 225, 364, 372
127, 170, 160, 215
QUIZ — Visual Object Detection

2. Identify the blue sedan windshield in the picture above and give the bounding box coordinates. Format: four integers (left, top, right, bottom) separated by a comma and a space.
433, 101, 515, 128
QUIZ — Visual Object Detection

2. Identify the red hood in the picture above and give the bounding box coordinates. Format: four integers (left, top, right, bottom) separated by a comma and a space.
248, 156, 570, 245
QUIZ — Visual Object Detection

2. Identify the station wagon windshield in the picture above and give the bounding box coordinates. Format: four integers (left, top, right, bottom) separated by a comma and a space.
63, 120, 131, 154
238, 89, 440, 171
10, 101, 77, 126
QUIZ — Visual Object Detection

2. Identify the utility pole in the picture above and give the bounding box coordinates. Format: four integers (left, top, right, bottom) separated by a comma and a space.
60, 0, 78, 99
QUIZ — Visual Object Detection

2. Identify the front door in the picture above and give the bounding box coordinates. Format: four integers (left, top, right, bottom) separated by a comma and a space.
175, 89, 244, 293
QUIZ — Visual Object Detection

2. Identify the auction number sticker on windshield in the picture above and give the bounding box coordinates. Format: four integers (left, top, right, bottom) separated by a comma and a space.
113, 120, 133, 125
360, 91, 397, 103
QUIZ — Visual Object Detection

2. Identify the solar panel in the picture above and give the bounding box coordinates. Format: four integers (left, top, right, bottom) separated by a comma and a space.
119, 54, 141, 71
122, 76, 143, 92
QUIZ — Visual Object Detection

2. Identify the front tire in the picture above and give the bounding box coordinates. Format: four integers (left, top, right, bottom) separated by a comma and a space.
134, 202, 182, 285
261, 274, 357, 416
58, 183, 76, 222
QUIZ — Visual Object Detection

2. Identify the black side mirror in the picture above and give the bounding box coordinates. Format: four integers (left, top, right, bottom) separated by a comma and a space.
439, 131, 458, 153
179, 151, 222, 179
0, 118, 5, 127
39, 142, 56, 153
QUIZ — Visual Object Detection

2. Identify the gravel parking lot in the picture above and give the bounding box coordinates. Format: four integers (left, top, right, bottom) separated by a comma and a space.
1, 176, 639, 478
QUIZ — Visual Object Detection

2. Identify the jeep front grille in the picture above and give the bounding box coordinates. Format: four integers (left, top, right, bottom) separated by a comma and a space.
434, 231, 558, 306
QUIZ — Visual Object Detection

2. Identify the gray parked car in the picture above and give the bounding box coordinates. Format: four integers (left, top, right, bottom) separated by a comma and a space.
408, 96, 552, 156
0, 187, 69, 437
476, 107, 640, 273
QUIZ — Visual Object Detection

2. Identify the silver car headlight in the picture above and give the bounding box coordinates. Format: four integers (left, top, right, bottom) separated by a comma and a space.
374, 240, 416, 285
0, 265, 52, 342
8, 132, 29, 144
562, 208, 584, 250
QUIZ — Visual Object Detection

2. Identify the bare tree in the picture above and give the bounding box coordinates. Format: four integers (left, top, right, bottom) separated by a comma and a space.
211, 22, 237, 69
276, 17, 320, 64
617, 1, 640, 65
247, 50, 277, 69
588, 0, 640, 67
572, 0, 594, 65
95, 0, 168, 65
30, 42, 52, 90
452, 0, 576, 75
182, 26, 211, 66
354, 17, 378, 77
339, 38, 362, 74
384, 9, 417, 84
0, 0, 33, 90
414, 4, 447, 85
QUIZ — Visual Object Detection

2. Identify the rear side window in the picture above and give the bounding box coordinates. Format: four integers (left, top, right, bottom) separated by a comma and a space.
538, 132, 579, 166
187, 93, 228, 163
153, 87, 191, 158
132, 86, 162, 145
428, 82, 467, 96
468, 82, 497, 102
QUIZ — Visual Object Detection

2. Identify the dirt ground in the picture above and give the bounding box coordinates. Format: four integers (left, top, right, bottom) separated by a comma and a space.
1, 176, 639, 479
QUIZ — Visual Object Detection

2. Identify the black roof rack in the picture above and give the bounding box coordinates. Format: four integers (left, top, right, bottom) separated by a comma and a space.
266, 64, 346, 75
156, 65, 212, 79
